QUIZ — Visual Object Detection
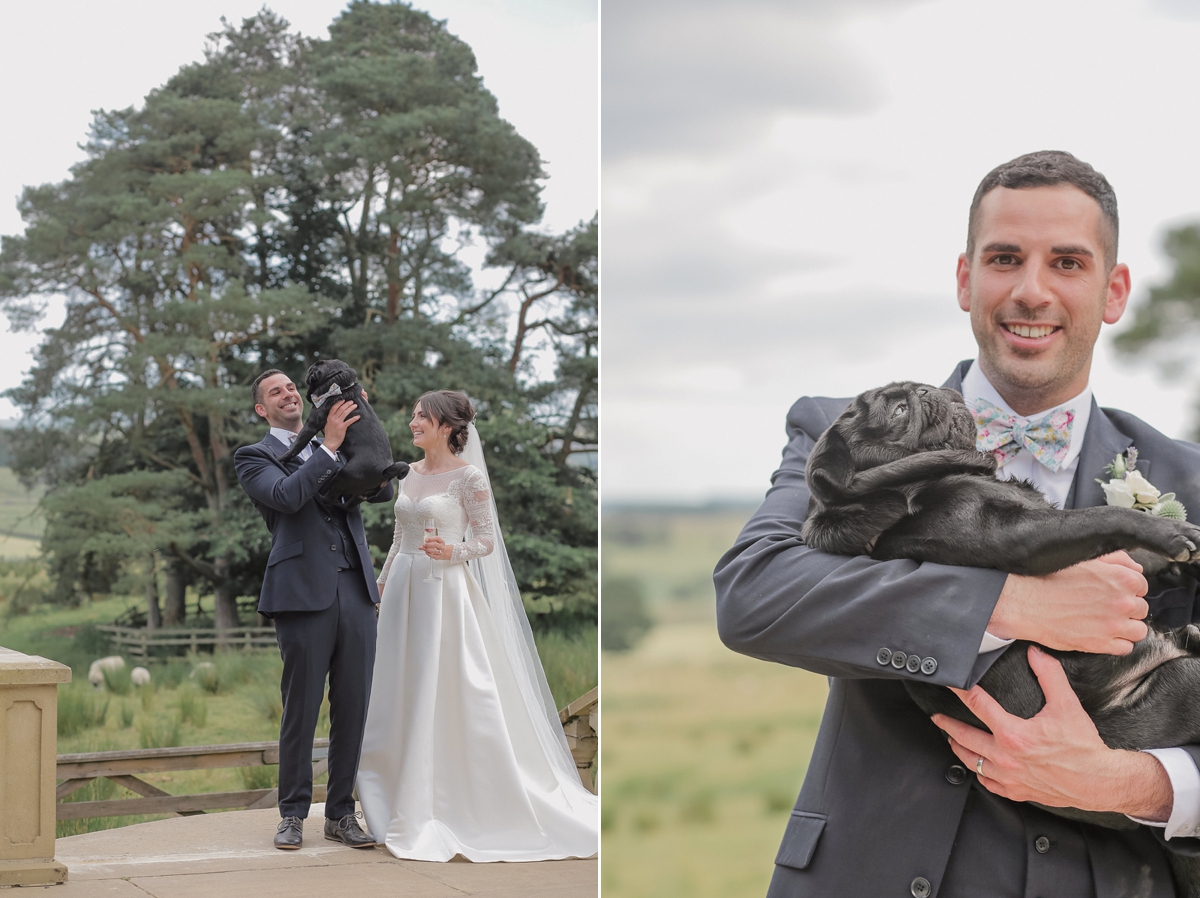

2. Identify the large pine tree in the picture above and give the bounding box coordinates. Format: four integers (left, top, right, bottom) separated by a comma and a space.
0, 3, 596, 633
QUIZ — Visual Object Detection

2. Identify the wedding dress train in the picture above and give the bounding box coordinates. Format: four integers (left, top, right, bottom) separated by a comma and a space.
355, 462, 598, 862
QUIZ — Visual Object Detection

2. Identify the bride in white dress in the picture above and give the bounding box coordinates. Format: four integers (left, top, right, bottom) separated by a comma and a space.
355, 390, 598, 862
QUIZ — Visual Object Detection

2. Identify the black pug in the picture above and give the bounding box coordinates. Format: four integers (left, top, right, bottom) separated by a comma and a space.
803, 381, 1200, 892
276, 359, 410, 506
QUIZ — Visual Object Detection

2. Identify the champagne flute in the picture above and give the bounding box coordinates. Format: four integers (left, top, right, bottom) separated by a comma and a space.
422, 518, 441, 582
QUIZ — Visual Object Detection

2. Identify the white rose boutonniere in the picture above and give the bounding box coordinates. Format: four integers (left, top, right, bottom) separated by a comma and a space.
1097, 448, 1188, 520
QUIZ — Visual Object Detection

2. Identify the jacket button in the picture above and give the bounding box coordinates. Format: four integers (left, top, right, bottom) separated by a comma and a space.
1035, 835, 1050, 854
905, 654, 921, 673
325, 516, 331, 522
911, 876, 931, 898
921, 657, 938, 675
945, 764, 967, 785
890, 651, 907, 669
876, 648, 892, 666
330, 545, 337, 551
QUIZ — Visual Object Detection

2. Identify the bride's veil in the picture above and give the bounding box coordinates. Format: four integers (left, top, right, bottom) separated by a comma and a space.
461, 423, 595, 797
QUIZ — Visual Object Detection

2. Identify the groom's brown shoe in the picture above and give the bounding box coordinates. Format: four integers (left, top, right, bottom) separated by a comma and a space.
324, 812, 378, 848
275, 816, 303, 850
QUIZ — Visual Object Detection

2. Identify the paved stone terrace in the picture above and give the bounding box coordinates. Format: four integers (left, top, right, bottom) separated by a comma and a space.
31, 804, 596, 897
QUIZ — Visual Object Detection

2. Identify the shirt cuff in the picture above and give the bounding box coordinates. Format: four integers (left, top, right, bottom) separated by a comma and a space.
978, 631, 1015, 654
320, 445, 337, 460
1127, 748, 1200, 839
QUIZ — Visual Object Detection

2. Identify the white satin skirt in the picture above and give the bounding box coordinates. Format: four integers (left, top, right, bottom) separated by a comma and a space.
355, 552, 598, 862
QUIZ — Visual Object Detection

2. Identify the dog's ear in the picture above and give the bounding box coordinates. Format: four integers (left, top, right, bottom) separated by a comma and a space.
807, 425, 856, 506
305, 363, 322, 385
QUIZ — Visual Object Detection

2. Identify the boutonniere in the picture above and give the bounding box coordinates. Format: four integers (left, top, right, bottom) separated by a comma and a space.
1097, 447, 1188, 520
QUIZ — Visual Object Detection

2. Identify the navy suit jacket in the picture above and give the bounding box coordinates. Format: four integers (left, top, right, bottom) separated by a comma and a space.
233, 433, 394, 615
715, 360, 1200, 898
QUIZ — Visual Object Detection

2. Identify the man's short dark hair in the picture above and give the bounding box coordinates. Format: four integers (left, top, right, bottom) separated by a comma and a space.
251, 369, 286, 407
966, 150, 1119, 269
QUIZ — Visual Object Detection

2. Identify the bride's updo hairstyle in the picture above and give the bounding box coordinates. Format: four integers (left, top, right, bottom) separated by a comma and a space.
416, 390, 475, 455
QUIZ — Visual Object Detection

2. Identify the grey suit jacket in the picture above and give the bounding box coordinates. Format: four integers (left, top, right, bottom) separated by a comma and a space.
714, 360, 1200, 898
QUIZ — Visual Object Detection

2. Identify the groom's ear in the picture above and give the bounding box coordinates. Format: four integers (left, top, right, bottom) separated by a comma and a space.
807, 424, 856, 506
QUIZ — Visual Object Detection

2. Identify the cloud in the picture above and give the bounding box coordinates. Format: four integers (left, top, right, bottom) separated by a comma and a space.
601, 0, 923, 159
1149, 0, 1200, 19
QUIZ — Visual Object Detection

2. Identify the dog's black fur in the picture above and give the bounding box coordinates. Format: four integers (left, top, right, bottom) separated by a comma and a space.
276, 360, 409, 506
803, 381, 1200, 890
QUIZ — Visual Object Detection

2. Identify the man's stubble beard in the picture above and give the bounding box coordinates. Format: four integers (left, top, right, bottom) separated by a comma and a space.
971, 302, 1103, 413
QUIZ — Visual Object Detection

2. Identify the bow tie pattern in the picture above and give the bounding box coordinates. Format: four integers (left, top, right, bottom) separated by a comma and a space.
971, 399, 1075, 472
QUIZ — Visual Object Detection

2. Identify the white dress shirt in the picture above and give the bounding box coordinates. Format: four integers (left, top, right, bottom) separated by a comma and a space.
269, 427, 338, 462
960, 361, 1200, 839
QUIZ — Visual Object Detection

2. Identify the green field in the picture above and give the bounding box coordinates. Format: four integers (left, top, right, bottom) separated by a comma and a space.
602, 507, 828, 898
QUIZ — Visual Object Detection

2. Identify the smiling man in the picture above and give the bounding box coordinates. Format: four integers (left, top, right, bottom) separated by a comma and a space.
234, 369, 394, 852
715, 152, 1200, 897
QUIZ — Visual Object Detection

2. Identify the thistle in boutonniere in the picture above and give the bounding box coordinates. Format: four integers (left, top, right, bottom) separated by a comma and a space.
1097, 447, 1188, 520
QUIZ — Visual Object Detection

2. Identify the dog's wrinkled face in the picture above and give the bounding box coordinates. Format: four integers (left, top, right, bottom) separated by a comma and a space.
304, 360, 358, 403
837, 382, 977, 470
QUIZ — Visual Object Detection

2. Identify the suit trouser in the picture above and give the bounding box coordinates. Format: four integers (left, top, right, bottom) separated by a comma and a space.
273, 569, 377, 820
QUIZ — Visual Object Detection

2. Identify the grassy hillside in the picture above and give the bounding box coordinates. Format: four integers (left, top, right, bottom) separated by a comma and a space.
601, 506, 828, 898
0, 467, 42, 559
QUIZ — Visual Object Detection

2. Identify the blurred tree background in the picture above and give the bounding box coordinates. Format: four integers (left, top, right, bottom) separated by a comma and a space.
0, 1, 596, 634
1116, 223, 1200, 441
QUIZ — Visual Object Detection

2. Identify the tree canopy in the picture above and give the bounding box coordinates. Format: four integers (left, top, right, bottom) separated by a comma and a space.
0, 2, 597, 633
1115, 223, 1200, 421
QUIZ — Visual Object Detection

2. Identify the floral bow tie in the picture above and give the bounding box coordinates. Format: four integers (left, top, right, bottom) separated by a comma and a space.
971, 399, 1075, 472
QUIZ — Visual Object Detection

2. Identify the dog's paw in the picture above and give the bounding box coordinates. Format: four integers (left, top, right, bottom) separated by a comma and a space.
1163, 521, 1200, 562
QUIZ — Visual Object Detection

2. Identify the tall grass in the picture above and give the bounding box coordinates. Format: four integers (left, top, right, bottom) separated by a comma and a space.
241, 764, 278, 790
139, 712, 183, 749
214, 651, 257, 689
176, 686, 208, 728
191, 662, 220, 694
251, 685, 283, 722
536, 624, 599, 709
101, 664, 132, 696
57, 684, 110, 738
156, 660, 189, 689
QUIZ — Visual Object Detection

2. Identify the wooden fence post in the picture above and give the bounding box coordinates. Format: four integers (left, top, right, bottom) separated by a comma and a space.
0, 647, 71, 886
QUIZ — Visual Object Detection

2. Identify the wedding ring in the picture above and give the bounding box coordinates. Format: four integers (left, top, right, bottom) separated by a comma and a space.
976, 756, 985, 776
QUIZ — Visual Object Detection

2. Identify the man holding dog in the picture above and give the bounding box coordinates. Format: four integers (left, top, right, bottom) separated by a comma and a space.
234, 369, 393, 850
716, 151, 1200, 896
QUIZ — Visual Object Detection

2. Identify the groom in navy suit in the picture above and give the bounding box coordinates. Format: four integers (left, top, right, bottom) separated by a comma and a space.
716, 152, 1200, 896
234, 369, 395, 850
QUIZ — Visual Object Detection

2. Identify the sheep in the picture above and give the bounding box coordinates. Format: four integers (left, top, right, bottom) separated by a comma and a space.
87, 655, 125, 689
130, 666, 151, 687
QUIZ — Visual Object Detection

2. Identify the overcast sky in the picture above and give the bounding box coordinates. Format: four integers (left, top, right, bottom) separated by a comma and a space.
0, 0, 597, 419
603, 0, 1200, 504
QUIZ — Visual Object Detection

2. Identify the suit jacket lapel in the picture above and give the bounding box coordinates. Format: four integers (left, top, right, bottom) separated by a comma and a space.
1065, 399, 1138, 510
941, 359, 971, 395
941, 360, 1139, 511
263, 433, 302, 471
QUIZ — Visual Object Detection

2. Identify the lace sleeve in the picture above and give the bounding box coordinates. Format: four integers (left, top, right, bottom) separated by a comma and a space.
376, 496, 405, 590
450, 467, 496, 563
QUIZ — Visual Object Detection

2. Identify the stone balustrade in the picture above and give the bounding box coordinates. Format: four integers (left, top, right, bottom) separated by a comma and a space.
0, 646, 71, 887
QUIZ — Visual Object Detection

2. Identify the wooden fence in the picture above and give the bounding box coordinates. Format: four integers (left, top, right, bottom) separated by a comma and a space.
56, 688, 599, 819
56, 739, 328, 821
96, 625, 277, 657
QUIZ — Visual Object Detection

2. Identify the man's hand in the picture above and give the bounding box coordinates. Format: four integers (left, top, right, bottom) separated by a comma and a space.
322, 400, 361, 454
987, 552, 1149, 655
933, 645, 1172, 820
